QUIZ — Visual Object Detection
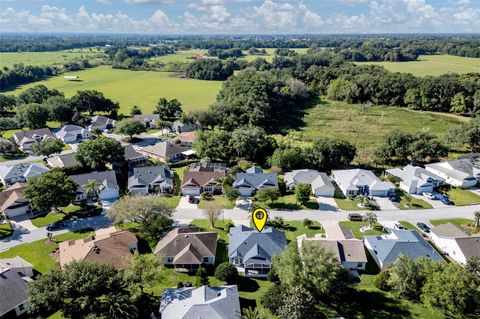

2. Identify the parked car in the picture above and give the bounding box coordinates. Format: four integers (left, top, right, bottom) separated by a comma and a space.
348, 213, 363, 221
394, 223, 405, 230
389, 193, 400, 202
416, 222, 431, 233
423, 192, 436, 200
46, 221, 65, 231
188, 195, 196, 204
435, 194, 453, 205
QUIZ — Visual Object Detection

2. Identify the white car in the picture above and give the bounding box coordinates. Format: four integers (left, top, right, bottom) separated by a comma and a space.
423, 192, 436, 200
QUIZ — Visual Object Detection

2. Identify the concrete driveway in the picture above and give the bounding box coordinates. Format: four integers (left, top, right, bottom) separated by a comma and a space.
316, 197, 338, 211
322, 221, 354, 240
410, 194, 448, 209
374, 197, 400, 211
178, 196, 198, 209
235, 198, 252, 210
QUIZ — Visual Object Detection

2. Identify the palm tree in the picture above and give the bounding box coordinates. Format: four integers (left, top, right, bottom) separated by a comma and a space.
104, 293, 138, 319
474, 211, 480, 229
82, 179, 101, 202
363, 211, 378, 228
241, 307, 264, 319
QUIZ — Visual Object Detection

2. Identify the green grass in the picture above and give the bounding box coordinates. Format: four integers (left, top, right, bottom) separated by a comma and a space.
30, 205, 83, 227
446, 188, 480, 206
0, 229, 94, 273
0, 222, 13, 238
0, 152, 28, 162
339, 221, 387, 239
254, 194, 318, 210
334, 198, 367, 210
0, 50, 104, 68
430, 218, 478, 234
398, 193, 433, 210
357, 54, 480, 77
6, 66, 222, 114
198, 196, 235, 209
399, 221, 417, 230
276, 220, 324, 243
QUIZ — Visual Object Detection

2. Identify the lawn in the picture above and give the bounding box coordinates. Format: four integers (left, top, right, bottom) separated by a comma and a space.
30, 205, 83, 227
357, 54, 479, 77
274, 220, 324, 243
334, 198, 367, 210
0, 229, 94, 273
0, 50, 104, 68
198, 195, 235, 209
430, 218, 479, 234
398, 193, 433, 210
254, 194, 318, 210
446, 188, 480, 206
0, 222, 13, 238
6, 66, 222, 114
339, 221, 387, 239
399, 221, 417, 230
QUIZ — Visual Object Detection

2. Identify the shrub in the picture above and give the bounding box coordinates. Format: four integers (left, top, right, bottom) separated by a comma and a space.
375, 270, 391, 291
303, 218, 313, 229
195, 267, 209, 286
260, 284, 284, 315
269, 216, 285, 228
214, 262, 239, 284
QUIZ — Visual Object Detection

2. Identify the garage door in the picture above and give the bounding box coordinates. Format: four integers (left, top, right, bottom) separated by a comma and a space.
182, 188, 200, 196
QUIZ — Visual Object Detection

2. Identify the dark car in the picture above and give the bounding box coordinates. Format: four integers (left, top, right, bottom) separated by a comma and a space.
389, 194, 400, 202
46, 221, 65, 231
416, 222, 430, 233
348, 213, 364, 221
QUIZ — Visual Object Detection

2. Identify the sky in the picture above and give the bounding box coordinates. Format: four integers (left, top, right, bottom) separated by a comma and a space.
0, 0, 479, 34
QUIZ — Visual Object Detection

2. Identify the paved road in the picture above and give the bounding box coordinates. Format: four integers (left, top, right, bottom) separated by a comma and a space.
0, 149, 74, 166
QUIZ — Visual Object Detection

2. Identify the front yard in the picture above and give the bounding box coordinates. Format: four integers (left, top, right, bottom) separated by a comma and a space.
397, 193, 433, 210
430, 218, 479, 234
0, 222, 13, 238
334, 198, 368, 210
30, 205, 97, 227
445, 188, 480, 206
198, 195, 235, 209
255, 194, 318, 210
339, 221, 387, 239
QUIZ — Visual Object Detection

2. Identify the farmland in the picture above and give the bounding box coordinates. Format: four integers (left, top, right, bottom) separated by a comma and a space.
0, 49, 104, 68
357, 54, 480, 77
6, 66, 222, 114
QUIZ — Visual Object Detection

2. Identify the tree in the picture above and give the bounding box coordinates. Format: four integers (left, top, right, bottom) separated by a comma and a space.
0, 140, 15, 155
0, 94, 17, 113
130, 105, 142, 116
16, 103, 49, 129
0, 117, 17, 137
387, 255, 422, 300
295, 184, 311, 205
303, 218, 313, 229
447, 118, 480, 152
450, 92, 467, 114
44, 96, 74, 124
241, 307, 264, 319
82, 179, 101, 203
277, 286, 322, 319
255, 188, 280, 203
25, 170, 77, 212
124, 252, 163, 294
186, 59, 234, 81
75, 137, 124, 170
102, 293, 138, 319
363, 212, 378, 228
465, 256, 480, 276
306, 137, 356, 171
30, 138, 65, 156
107, 196, 173, 238
195, 267, 209, 286
154, 98, 183, 120
261, 284, 284, 315
70, 90, 119, 115
202, 201, 222, 228
214, 262, 239, 284
115, 118, 146, 141
17, 85, 63, 104
224, 185, 240, 202
270, 147, 306, 171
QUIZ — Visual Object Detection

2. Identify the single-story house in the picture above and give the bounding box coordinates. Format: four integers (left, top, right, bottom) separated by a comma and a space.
69, 170, 120, 202
429, 223, 480, 265
0, 183, 36, 218
133, 114, 160, 128
331, 169, 396, 198
284, 169, 335, 197
364, 229, 444, 269
297, 234, 367, 272
171, 120, 197, 134
425, 159, 480, 188
141, 141, 191, 163
172, 131, 196, 147
87, 115, 116, 132
123, 144, 148, 168
228, 225, 287, 277
55, 124, 92, 143
232, 166, 278, 197
0, 163, 50, 187
386, 165, 444, 194
154, 227, 218, 272
128, 165, 173, 195
180, 162, 226, 196
46, 153, 80, 169
59, 229, 138, 270
160, 285, 241, 319
13, 128, 54, 151
0, 256, 34, 318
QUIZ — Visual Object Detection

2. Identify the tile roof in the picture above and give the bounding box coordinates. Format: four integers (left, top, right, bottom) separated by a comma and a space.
173, 131, 196, 144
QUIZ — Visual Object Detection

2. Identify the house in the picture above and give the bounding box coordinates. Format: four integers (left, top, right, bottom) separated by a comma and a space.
59, 229, 138, 270
429, 223, 480, 265
87, 115, 116, 132
172, 131, 196, 147
232, 166, 278, 197
12, 128, 54, 151
425, 159, 480, 188
228, 225, 287, 277
0, 163, 49, 187
128, 165, 174, 195
46, 153, 80, 169
284, 169, 335, 197
0, 183, 36, 218
69, 170, 120, 202
297, 234, 368, 273
153, 227, 218, 272
0, 256, 34, 318
160, 285, 241, 319
141, 141, 191, 162
331, 169, 396, 198
364, 230, 444, 269
172, 120, 197, 134
386, 165, 444, 194
123, 144, 148, 168
180, 163, 226, 196
55, 124, 92, 143
133, 114, 160, 128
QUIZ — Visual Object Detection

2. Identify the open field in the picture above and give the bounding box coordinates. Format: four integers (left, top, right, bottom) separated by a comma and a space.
6, 66, 222, 114
357, 54, 479, 76
0, 50, 104, 68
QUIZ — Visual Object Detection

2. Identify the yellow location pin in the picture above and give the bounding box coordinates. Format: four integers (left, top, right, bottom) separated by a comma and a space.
252, 208, 268, 232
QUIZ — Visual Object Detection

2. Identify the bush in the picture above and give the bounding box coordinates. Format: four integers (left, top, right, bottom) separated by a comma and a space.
195, 267, 209, 286
260, 284, 284, 315
269, 216, 285, 228
267, 267, 279, 284
214, 262, 239, 284
224, 221, 234, 232
303, 218, 313, 229
375, 270, 391, 291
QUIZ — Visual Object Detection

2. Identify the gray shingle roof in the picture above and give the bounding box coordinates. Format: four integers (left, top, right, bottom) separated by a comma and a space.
47, 153, 79, 169
284, 169, 334, 192
332, 169, 395, 192
0, 268, 31, 316
233, 167, 278, 190
142, 141, 190, 158
123, 144, 146, 161
455, 237, 480, 260
0, 163, 50, 182
128, 165, 173, 189
13, 128, 53, 143
69, 170, 119, 193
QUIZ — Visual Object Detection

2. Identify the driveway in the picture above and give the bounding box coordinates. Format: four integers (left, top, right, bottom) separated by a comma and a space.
178, 196, 198, 209
374, 197, 400, 211
410, 194, 448, 209
316, 197, 338, 211
322, 221, 354, 240
235, 198, 252, 210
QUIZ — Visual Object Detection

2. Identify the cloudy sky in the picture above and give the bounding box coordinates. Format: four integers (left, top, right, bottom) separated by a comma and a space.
0, 0, 479, 34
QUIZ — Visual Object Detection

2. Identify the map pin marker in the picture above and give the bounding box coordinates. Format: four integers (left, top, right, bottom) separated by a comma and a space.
252, 208, 268, 232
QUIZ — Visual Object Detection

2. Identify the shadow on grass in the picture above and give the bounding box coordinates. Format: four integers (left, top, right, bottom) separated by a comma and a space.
215, 240, 228, 265
237, 276, 260, 293
266, 222, 296, 232
0, 152, 28, 161
239, 297, 257, 310
273, 95, 321, 135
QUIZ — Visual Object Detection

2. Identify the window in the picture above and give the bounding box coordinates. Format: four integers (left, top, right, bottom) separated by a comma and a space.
18, 304, 24, 311
357, 263, 363, 268
166, 257, 173, 263
203, 257, 209, 263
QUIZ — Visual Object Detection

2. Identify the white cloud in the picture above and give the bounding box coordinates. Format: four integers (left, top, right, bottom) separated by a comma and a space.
124, 0, 174, 4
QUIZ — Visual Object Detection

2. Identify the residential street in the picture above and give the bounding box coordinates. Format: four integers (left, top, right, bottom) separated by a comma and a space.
1, 149, 74, 166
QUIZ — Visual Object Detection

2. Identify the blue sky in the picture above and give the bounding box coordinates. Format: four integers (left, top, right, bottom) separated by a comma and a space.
0, 0, 479, 34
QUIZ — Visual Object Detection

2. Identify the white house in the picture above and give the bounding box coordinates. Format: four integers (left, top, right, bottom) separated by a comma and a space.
55, 125, 92, 143
331, 169, 395, 197
425, 159, 479, 188
69, 170, 119, 202
0, 163, 50, 187
232, 166, 278, 197
284, 169, 335, 197
386, 165, 444, 194
0, 183, 35, 218
429, 223, 480, 265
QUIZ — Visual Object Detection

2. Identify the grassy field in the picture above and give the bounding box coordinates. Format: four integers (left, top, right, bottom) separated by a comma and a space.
357, 54, 480, 76
0, 50, 104, 68
6, 66, 222, 114
398, 193, 433, 210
